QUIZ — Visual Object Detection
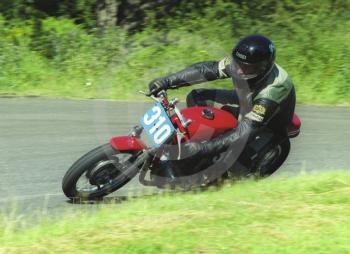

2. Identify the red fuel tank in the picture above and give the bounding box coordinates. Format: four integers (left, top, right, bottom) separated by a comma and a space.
173, 106, 238, 142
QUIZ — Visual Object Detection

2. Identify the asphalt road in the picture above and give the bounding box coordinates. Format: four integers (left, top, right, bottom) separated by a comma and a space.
0, 98, 349, 218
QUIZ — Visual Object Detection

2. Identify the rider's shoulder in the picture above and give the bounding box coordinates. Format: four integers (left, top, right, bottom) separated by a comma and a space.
218, 56, 233, 78
272, 64, 290, 83
218, 55, 232, 65
255, 64, 294, 103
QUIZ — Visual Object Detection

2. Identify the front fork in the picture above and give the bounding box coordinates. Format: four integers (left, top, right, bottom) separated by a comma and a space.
129, 125, 179, 187
128, 125, 160, 186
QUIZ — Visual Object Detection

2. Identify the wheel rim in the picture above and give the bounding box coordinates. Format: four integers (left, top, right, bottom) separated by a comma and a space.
76, 153, 134, 195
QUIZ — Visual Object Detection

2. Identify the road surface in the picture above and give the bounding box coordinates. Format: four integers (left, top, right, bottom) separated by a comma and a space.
0, 98, 349, 218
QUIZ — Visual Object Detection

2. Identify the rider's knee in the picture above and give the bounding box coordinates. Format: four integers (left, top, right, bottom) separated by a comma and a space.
186, 89, 199, 107
186, 89, 209, 107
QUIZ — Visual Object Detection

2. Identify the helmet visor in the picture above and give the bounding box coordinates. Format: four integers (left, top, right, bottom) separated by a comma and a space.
232, 59, 267, 80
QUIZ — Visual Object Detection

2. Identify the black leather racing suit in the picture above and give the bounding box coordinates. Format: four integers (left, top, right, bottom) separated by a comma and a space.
149, 56, 296, 157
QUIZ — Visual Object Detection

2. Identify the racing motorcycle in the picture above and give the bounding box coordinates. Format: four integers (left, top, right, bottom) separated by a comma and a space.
62, 90, 301, 200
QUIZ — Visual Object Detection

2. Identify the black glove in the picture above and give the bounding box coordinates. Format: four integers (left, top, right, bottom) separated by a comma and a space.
148, 78, 169, 96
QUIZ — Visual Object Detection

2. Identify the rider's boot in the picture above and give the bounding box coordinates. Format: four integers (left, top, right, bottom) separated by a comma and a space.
159, 160, 176, 180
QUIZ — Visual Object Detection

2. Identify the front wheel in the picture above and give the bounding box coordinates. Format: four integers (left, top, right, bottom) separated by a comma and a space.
62, 144, 139, 201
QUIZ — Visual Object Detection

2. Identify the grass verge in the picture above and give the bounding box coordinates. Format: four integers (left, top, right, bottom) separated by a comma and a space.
1, 171, 350, 254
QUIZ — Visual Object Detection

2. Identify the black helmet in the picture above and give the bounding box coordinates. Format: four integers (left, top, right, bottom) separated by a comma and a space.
232, 35, 276, 81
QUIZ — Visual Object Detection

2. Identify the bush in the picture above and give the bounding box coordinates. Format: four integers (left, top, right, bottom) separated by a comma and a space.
0, 0, 349, 103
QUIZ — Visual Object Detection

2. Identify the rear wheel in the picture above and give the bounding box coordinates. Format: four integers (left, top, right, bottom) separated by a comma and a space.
255, 139, 291, 177
62, 144, 139, 201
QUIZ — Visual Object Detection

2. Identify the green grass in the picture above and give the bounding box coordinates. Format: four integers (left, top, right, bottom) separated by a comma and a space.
1, 171, 350, 253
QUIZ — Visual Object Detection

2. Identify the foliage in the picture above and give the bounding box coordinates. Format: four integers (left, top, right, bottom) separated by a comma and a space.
0, 0, 349, 104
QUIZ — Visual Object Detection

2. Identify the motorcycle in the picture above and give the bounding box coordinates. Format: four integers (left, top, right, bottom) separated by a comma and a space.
62, 90, 301, 200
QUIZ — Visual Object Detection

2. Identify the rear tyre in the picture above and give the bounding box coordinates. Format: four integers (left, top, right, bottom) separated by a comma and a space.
62, 144, 139, 201
255, 139, 291, 177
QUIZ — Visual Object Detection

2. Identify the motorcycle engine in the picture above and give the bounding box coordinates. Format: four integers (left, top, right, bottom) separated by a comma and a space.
149, 152, 228, 189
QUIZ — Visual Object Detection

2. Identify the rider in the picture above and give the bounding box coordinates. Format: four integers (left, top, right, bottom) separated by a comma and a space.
148, 34, 296, 160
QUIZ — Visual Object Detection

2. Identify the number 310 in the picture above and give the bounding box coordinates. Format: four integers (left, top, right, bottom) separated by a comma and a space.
143, 106, 172, 145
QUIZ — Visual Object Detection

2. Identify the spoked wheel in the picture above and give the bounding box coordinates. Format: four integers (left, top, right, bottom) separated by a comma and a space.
255, 139, 291, 177
62, 144, 140, 201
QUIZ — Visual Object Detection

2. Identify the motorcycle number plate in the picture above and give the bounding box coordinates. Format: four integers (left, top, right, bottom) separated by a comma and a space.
140, 102, 175, 147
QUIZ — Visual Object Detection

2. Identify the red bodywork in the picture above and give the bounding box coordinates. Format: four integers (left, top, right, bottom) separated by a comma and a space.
109, 108, 300, 152
172, 107, 238, 142
110, 136, 147, 151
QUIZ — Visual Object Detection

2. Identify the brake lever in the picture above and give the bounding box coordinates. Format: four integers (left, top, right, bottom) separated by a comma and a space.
138, 90, 152, 97
138, 90, 159, 102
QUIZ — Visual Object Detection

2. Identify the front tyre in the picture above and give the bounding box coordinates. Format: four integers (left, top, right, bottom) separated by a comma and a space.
62, 144, 139, 201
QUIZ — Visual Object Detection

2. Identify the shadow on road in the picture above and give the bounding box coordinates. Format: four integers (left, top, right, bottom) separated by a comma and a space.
65, 193, 161, 205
